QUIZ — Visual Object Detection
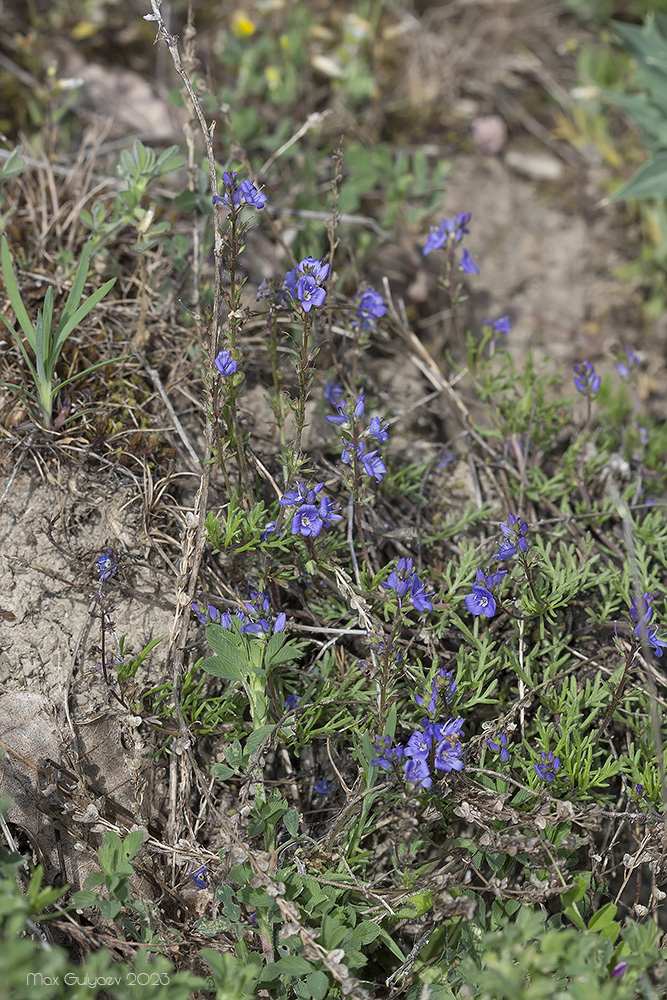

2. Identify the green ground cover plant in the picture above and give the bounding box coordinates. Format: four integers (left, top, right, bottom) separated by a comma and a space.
0, 1, 666, 998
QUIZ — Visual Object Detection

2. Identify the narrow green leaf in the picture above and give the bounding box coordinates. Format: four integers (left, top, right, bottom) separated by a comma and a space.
1, 235, 36, 349
52, 276, 116, 355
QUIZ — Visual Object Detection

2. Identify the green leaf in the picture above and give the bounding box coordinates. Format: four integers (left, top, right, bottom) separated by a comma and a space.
245, 724, 275, 758
52, 275, 116, 356
304, 970, 330, 999
1, 235, 37, 349
199, 653, 244, 681
98, 898, 122, 920
122, 830, 144, 861
283, 808, 300, 837
259, 956, 314, 981
69, 889, 100, 908
83, 872, 107, 889
604, 151, 667, 202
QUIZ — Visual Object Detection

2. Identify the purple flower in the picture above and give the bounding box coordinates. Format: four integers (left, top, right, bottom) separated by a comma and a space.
406, 730, 433, 760
535, 750, 561, 783
433, 738, 464, 773
361, 448, 387, 481
464, 583, 496, 618
214, 349, 238, 376
382, 562, 413, 599
610, 962, 628, 980
403, 756, 432, 788
283, 268, 297, 298
260, 520, 280, 541
487, 315, 511, 334
573, 360, 601, 396
297, 275, 327, 312
238, 178, 267, 209
496, 513, 529, 560
410, 573, 434, 612
318, 495, 342, 527
190, 866, 208, 889
212, 172, 267, 210
629, 593, 667, 656
616, 346, 640, 379
371, 734, 405, 769
284, 693, 299, 711
291, 504, 324, 538
313, 779, 333, 795
486, 734, 510, 762
97, 548, 118, 581
353, 393, 365, 419
438, 450, 456, 469
423, 212, 471, 255
298, 256, 329, 283
354, 289, 387, 330
460, 248, 479, 275
324, 380, 344, 406
369, 416, 389, 443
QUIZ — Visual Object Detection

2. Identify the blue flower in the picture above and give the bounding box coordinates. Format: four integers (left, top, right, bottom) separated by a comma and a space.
610, 962, 628, 980
423, 212, 471, 255
314, 779, 333, 795
214, 349, 238, 376
460, 248, 479, 275
324, 380, 344, 406
495, 513, 529, 560
238, 178, 267, 209
464, 583, 496, 618
260, 520, 280, 541
369, 416, 389, 443
406, 730, 433, 760
616, 346, 640, 379
291, 504, 324, 538
354, 289, 387, 330
433, 738, 464, 773
487, 315, 511, 334
284, 693, 299, 710
403, 757, 432, 788
297, 275, 327, 312
371, 734, 405, 769
212, 171, 267, 210
298, 256, 329, 283
573, 360, 601, 396
410, 573, 434, 612
361, 448, 387, 481
535, 750, 561, 783
190, 866, 208, 888
486, 734, 510, 762
318, 495, 342, 527
630, 593, 667, 656
97, 548, 118, 581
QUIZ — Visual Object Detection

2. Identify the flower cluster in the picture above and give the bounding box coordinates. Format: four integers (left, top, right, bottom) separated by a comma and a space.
535, 750, 561, 783
616, 345, 640, 380
212, 171, 267, 211
423, 211, 479, 275
573, 359, 601, 397
353, 289, 387, 330
372, 671, 463, 790
326, 392, 388, 482
192, 591, 286, 636
414, 667, 457, 712
629, 592, 667, 657
372, 718, 465, 790
214, 349, 238, 376
486, 733, 510, 763
496, 512, 530, 560
285, 256, 329, 313
277, 482, 341, 538
382, 556, 434, 613
97, 548, 118, 581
